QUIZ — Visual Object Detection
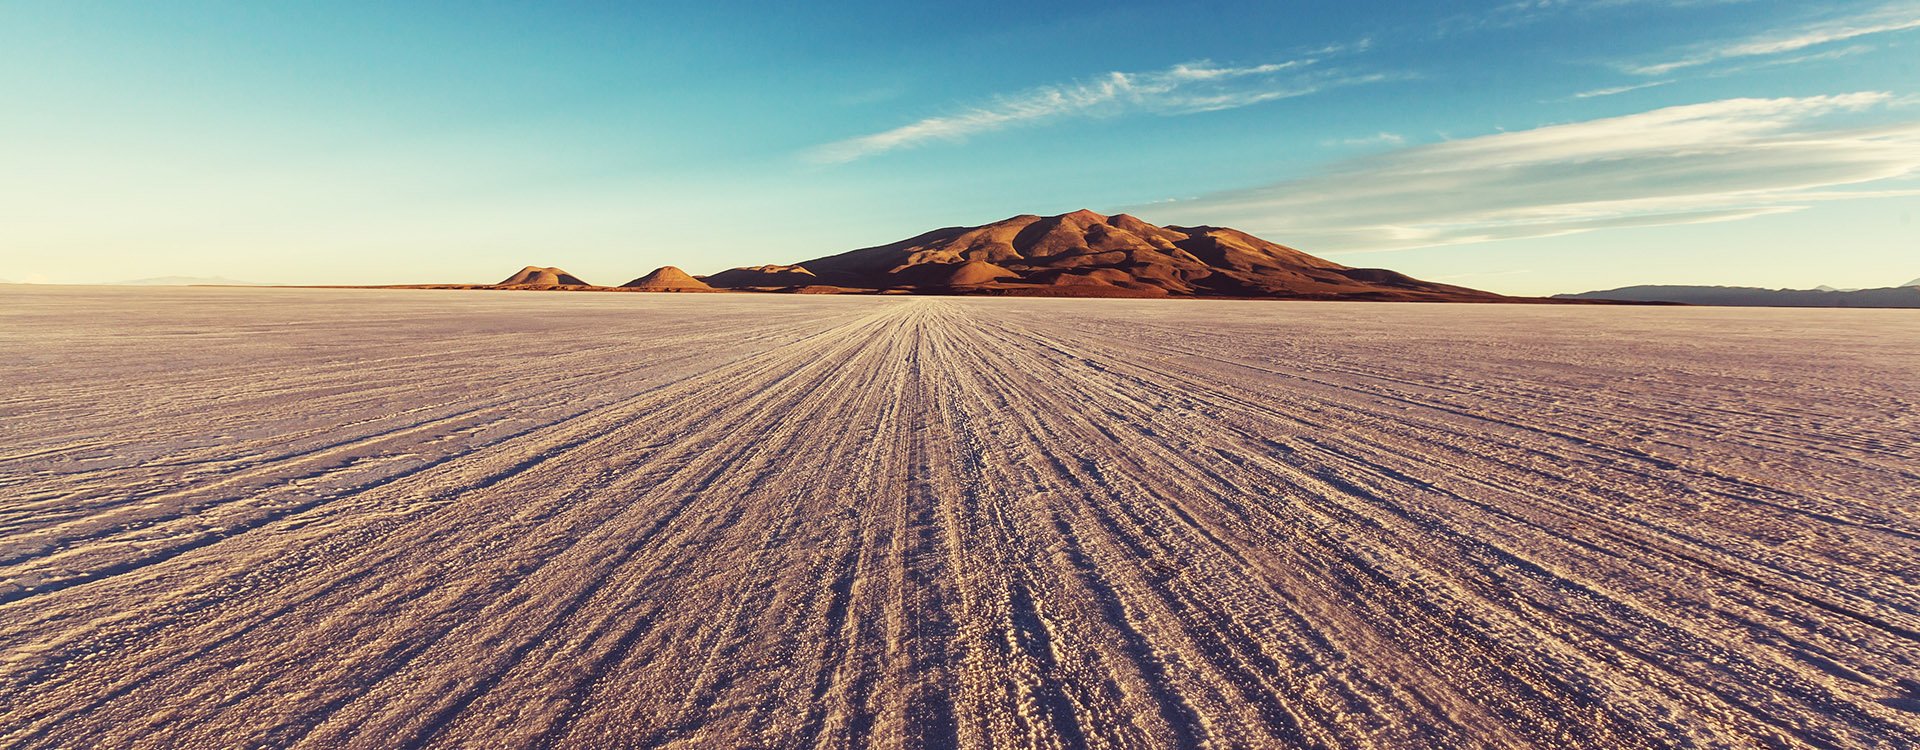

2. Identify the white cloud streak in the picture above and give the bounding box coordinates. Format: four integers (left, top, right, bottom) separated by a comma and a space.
1628, 2, 1920, 74
1327, 132, 1407, 147
1570, 80, 1673, 99
1147, 93, 1920, 253
806, 59, 1380, 163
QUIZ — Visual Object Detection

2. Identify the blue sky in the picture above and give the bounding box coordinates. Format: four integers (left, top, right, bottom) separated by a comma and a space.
1, 1, 1915, 294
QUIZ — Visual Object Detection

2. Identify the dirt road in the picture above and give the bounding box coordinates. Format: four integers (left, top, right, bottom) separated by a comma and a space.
2, 287, 1917, 748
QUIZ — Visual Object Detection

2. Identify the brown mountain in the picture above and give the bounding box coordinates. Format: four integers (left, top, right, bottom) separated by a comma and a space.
702, 264, 818, 289
497, 266, 589, 287
784, 210, 1502, 300
622, 266, 715, 292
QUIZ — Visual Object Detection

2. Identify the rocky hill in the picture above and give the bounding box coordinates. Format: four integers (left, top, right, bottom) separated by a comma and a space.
708, 210, 1502, 301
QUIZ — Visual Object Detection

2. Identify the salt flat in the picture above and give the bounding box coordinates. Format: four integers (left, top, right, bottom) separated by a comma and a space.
2, 286, 1917, 748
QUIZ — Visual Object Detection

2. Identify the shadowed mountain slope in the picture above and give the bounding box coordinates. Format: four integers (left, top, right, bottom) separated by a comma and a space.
701, 264, 819, 289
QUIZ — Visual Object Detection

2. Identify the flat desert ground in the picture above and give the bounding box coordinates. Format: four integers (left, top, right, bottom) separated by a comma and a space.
2, 286, 1918, 749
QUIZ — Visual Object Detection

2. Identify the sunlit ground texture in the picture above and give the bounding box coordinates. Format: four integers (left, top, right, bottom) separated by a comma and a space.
2, 286, 1917, 748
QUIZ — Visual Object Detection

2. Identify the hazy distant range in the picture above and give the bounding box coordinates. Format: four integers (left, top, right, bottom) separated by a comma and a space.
110, 276, 276, 286
1557, 279, 1920, 308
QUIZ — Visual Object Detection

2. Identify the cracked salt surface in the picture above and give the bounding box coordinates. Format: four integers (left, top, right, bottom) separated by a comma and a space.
1, 285, 1917, 748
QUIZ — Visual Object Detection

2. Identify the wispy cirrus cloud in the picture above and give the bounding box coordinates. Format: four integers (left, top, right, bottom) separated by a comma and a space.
1146, 93, 1920, 253
1568, 79, 1673, 99
1326, 132, 1407, 147
1626, 2, 1920, 74
806, 57, 1384, 163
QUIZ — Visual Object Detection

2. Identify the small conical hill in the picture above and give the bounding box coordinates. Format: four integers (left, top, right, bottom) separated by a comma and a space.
498, 266, 589, 287
622, 266, 715, 291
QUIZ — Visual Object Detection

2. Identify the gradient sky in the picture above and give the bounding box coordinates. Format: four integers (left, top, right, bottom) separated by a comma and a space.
2, 1, 1916, 294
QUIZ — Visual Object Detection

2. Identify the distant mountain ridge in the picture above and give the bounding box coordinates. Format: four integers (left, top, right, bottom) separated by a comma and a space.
113, 276, 268, 286
1555, 284, 1920, 309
